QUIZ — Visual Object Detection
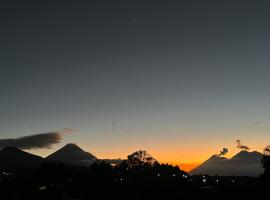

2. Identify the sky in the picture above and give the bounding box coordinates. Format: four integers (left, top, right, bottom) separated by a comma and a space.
1, 0, 270, 171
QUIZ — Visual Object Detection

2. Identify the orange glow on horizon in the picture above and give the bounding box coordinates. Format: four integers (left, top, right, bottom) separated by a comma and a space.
27, 136, 268, 174
167, 162, 200, 172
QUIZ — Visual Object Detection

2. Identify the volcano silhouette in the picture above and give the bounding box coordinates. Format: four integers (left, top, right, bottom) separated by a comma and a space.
46, 143, 96, 163
190, 150, 263, 176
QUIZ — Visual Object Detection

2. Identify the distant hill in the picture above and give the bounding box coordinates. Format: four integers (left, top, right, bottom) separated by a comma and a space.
0, 147, 45, 170
46, 143, 96, 163
190, 150, 264, 177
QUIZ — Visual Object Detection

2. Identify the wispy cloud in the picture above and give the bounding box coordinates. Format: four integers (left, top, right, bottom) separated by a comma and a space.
0, 129, 73, 150
255, 121, 264, 124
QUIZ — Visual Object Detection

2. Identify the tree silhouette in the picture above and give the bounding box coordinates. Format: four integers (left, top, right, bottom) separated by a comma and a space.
126, 150, 158, 169
262, 145, 270, 180
263, 145, 270, 156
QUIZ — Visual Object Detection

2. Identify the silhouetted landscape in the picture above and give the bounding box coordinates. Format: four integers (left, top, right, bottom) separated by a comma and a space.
1, 144, 270, 199
2, 0, 270, 199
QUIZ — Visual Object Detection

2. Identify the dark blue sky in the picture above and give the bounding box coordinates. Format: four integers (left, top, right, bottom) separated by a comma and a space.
1, 0, 270, 163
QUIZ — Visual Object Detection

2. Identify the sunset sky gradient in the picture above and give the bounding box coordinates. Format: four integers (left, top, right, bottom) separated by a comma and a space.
1, 1, 270, 172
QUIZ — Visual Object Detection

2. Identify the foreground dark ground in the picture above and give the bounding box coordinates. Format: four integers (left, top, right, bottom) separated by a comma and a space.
0, 162, 269, 200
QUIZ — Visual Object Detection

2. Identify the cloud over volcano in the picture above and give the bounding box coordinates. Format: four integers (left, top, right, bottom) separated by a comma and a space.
0, 129, 72, 150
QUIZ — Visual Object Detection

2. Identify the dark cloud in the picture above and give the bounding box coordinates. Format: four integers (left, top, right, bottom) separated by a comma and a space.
217, 148, 228, 157
236, 140, 250, 151
0, 130, 71, 150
